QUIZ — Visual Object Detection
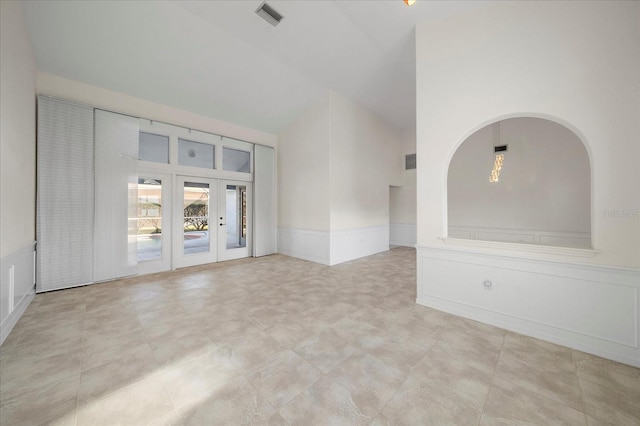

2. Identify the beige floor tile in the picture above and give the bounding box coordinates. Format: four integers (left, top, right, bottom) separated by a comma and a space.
332, 317, 390, 351
435, 325, 504, 374
329, 352, 407, 411
580, 377, 640, 425
279, 375, 378, 425
248, 349, 322, 408
364, 332, 432, 374
495, 350, 584, 412
294, 328, 359, 374
161, 348, 243, 409
215, 330, 286, 373
146, 327, 217, 367
81, 329, 152, 370
147, 409, 186, 426
0, 376, 79, 426
78, 352, 163, 405
205, 316, 264, 344
76, 372, 173, 426
573, 350, 640, 398
502, 332, 575, 373
411, 345, 492, 410
267, 412, 290, 426
480, 377, 587, 425
177, 375, 276, 426
10, 333, 83, 362
382, 374, 482, 426
1, 351, 82, 397
265, 318, 329, 349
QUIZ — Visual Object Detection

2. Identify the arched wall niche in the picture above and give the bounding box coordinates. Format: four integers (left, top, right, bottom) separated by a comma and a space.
446, 116, 592, 249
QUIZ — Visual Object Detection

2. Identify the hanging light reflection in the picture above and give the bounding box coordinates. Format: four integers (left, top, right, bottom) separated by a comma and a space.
489, 153, 504, 183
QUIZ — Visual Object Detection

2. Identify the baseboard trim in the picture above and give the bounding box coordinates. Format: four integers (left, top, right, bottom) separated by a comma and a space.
329, 225, 389, 265
277, 225, 390, 266
390, 223, 416, 247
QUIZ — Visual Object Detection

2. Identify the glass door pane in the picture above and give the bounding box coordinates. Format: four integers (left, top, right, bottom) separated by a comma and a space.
175, 176, 217, 269
183, 182, 210, 255
225, 185, 247, 249
136, 175, 171, 275
137, 178, 163, 261
218, 180, 252, 261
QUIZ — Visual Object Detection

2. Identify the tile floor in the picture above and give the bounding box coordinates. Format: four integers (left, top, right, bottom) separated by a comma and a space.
1, 247, 639, 425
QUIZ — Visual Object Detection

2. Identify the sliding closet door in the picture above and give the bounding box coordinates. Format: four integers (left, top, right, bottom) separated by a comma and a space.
93, 110, 139, 282
36, 96, 94, 292
253, 144, 276, 256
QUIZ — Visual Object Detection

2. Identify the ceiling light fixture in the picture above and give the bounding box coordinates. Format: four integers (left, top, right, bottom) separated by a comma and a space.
404, 0, 416, 6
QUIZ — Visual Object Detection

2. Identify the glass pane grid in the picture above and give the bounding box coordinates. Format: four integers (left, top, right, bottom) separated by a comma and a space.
178, 138, 215, 169
223, 147, 251, 173
139, 132, 169, 163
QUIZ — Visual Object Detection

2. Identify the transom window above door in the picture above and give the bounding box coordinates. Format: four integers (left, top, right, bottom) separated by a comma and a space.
136, 119, 254, 180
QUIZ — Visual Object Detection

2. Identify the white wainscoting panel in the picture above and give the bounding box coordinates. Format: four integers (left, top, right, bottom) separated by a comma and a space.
417, 246, 640, 367
277, 228, 330, 265
1, 242, 36, 345
330, 225, 389, 266
448, 226, 591, 249
390, 223, 416, 247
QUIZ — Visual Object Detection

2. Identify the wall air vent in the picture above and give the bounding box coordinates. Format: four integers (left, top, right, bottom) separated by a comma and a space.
405, 154, 416, 170
255, 2, 284, 27
494, 145, 508, 152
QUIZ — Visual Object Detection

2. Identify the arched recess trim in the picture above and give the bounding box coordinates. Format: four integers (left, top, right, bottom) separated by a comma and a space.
445, 113, 593, 249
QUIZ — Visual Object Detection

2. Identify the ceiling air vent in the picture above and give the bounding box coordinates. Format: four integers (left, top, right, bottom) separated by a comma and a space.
255, 2, 284, 27
405, 154, 416, 170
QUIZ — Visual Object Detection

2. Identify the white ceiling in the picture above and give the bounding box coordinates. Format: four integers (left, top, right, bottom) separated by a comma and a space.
22, 0, 486, 134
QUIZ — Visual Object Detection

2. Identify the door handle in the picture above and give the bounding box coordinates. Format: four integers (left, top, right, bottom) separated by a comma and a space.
220, 223, 225, 226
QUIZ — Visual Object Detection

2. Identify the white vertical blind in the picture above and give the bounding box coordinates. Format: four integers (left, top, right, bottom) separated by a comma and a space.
93, 110, 139, 282
36, 96, 94, 292
253, 145, 277, 256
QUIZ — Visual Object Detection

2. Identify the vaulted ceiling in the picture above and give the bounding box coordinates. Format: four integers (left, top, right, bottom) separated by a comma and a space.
22, 1, 486, 134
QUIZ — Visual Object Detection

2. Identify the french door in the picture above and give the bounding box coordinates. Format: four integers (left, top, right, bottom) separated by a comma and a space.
218, 180, 252, 261
171, 177, 252, 268
174, 176, 218, 268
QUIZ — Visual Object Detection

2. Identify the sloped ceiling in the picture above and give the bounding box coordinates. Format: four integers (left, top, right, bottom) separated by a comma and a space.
22, 0, 486, 134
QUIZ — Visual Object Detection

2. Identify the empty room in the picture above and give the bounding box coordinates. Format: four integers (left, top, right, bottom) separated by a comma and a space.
1, 1, 639, 425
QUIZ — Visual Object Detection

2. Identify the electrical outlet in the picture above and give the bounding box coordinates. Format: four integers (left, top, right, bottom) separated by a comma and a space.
483, 280, 493, 290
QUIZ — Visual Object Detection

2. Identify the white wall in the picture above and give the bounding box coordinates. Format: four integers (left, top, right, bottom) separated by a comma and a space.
390, 128, 417, 247
278, 91, 402, 264
1, 1, 36, 258
417, 0, 639, 268
329, 91, 400, 231
1, 0, 37, 343
415, 1, 640, 366
448, 117, 591, 245
278, 92, 332, 232
37, 73, 277, 148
